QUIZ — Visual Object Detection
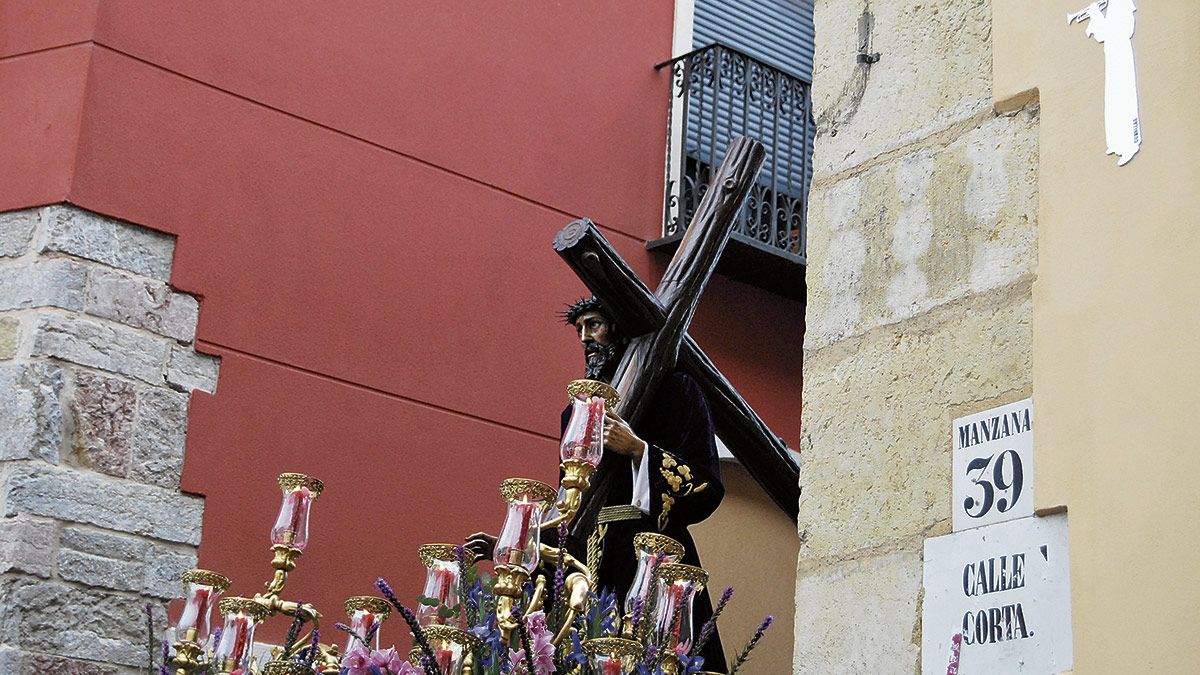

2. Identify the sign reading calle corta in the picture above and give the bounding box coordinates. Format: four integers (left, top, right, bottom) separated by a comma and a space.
922, 398, 1073, 673
922, 514, 1073, 674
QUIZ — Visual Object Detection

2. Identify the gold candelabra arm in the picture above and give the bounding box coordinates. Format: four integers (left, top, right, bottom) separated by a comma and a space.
537, 543, 592, 580
264, 544, 303, 596
169, 640, 205, 675
527, 574, 547, 616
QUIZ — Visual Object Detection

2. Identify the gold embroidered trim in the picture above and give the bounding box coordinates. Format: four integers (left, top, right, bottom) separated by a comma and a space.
587, 521, 608, 584
598, 504, 642, 524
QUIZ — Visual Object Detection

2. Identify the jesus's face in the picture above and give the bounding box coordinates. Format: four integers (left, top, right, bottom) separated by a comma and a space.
574, 310, 621, 381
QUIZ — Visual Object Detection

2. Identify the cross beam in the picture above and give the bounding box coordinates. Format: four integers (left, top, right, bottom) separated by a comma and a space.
553, 137, 800, 522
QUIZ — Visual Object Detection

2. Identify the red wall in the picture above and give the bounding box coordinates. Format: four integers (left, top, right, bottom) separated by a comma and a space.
1, 1, 803, 636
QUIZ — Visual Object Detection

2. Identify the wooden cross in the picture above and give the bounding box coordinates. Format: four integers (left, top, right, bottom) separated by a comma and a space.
553, 136, 800, 526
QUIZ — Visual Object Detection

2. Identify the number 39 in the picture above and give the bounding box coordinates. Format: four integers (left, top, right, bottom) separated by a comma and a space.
963, 449, 1023, 518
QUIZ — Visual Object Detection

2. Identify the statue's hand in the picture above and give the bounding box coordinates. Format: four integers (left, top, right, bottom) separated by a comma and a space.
464, 531, 496, 559
603, 410, 646, 460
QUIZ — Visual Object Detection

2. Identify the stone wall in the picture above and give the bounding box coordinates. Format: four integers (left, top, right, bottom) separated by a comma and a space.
794, 0, 1038, 672
0, 205, 217, 674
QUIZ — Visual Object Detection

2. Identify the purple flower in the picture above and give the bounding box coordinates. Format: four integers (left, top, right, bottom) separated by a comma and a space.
692, 586, 733, 655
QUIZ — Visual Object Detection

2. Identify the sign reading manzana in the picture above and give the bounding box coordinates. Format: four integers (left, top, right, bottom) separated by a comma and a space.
952, 399, 1034, 532
922, 399, 1073, 673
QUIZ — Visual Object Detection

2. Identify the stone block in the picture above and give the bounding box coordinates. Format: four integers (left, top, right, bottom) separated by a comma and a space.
30, 312, 169, 385
2, 463, 204, 544
799, 284, 1032, 560
0, 574, 167, 668
0, 361, 64, 463
0, 258, 89, 312
811, 0, 993, 176
0, 316, 19, 359
84, 267, 199, 342
165, 345, 219, 394
0, 516, 57, 578
57, 549, 143, 593
40, 205, 174, 281
60, 526, 152, 561
0, 209, 37, 258
793, 549, 922, 673
142, 544, 197, 599
8, 651, 122, 675
805, 108, 1038, 349
129, 386, 189, 489
69, 371, 137, 478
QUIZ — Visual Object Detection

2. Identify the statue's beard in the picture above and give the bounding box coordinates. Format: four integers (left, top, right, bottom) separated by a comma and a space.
584, 342, 625, 382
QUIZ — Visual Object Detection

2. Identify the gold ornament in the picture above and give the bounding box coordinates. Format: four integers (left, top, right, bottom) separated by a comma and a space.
566, 378, 621, 406
180, 568, 231, 593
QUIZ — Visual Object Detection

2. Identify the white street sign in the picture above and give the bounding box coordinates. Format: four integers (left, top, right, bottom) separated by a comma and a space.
953, 399, 1034, 532
921, 514, 1073, 675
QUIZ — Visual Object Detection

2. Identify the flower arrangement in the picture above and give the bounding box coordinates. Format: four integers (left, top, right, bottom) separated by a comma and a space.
150, 541, 772, 675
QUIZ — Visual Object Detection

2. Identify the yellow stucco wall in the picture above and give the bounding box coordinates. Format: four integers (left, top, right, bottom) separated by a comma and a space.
994, 2, 1200, 670
693, 462, 798, 672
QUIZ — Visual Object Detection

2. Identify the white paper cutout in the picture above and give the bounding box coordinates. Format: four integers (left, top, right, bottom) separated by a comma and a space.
1069, 0, 1141, 166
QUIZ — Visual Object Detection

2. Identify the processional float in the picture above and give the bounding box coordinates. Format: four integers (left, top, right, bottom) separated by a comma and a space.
158, 137, 778, 675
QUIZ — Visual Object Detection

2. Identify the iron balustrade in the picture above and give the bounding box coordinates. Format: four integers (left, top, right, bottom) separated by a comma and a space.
656, 43, 813, 268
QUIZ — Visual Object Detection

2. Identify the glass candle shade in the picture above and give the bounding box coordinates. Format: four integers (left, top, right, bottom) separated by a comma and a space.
583, 637, 642, 675
270, 473, 324, 551
343, 596, 391, 652
493, 478, 556, 571
624, 533, 685, 617
411, 626, 480, 675
171, 569, 231, 646
650, 564, 708, 657
416, 544, 471, 627
560, 394, 606, 465
213, 598, 268, 673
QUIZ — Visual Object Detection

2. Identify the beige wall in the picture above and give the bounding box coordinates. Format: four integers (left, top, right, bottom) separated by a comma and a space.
994, 2, 1200, 671
795, 0, 1039, 671
693, 462, 798, 672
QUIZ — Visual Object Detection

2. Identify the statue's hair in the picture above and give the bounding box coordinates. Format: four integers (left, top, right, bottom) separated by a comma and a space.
561, 296, 608, 325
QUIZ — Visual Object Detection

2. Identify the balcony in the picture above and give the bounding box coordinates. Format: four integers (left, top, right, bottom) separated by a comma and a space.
652, 43, 813, 301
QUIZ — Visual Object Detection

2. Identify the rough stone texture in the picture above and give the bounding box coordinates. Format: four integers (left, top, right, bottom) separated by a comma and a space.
39, 205, 174, 281
0, 317, 18, 359
30, 312, 170, 386
0, 575, 168, 668
165, 345, 219, 394
0, 516, 57, 578
129, 386, 189, 489
57, 550, 143, 593
2, 463, 204, 545
6, 651, 124, 675
84, 267, 199, 342
798, 2, 1039, 671
805, 108, 1039, 349
0, 258, 89, 312
0, 361, 64, 463
58, 526, 197, 597
811, 0, 993, 177
793, 549, 923, 673
0, 204, 218, 674
799, 283, 1032, 561
0, 209, 37, 259
69, 371, 137, 478
141, 545, 197, 599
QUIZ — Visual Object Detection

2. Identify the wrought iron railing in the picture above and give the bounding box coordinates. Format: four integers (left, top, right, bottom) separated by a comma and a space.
657, 43, 813, 264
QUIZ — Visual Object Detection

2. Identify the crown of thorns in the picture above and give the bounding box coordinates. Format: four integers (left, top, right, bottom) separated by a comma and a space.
562, 296, 608, 325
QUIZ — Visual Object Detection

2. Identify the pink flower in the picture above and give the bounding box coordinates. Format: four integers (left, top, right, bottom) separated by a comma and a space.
506, 611, 556, 675
370, 648, 404, 673
341, 646, 373, 675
